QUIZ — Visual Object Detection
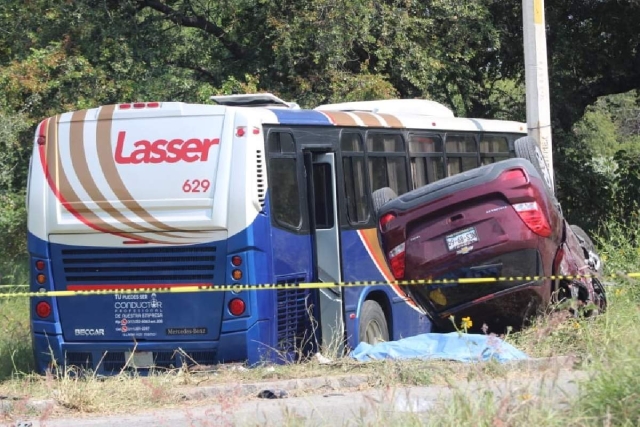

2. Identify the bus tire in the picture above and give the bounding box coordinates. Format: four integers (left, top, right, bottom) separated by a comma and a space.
372, 187, 397, 214
359, 300, 389, 345
514, 136, 554, 191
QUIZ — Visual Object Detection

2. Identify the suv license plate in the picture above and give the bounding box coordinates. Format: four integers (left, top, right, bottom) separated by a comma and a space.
446, 227, 479, 251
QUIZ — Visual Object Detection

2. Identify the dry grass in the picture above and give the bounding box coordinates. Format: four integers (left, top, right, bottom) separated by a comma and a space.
2, 218, 639, 425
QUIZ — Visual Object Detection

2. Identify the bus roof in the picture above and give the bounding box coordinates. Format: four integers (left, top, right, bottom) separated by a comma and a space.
262, 107, 527, 134
315, 99, 455, 117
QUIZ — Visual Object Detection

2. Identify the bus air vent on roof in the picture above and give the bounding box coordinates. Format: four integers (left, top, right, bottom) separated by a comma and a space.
314, 99, 455, 117
210, 93, 300, 109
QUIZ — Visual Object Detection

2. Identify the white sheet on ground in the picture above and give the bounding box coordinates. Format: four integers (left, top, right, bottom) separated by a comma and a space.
350, 332, 528, 363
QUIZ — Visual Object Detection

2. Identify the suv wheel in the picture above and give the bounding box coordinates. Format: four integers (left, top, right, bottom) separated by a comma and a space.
514, 136, 562, 214
372, 187, 397, 214
514, 136, 554, 191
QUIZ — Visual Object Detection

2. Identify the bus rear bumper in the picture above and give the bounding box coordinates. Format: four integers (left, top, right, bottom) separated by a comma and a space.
32, 319, 271, 375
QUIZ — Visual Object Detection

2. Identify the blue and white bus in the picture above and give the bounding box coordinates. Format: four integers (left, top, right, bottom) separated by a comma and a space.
27, 94, 527, 373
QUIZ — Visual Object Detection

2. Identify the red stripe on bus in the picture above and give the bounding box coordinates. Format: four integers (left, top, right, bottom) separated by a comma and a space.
67, 284, 208, 291
38, 121, 152, 243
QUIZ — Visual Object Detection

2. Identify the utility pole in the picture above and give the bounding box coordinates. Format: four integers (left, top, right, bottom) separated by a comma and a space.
523, 0, 554, 190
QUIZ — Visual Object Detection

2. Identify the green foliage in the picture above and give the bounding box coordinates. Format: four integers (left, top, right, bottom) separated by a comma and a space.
573, 91, 640, 157
0, 193, 27, 267
553, 133, 613, 233
0, 112, 30, 276
0, 111, 30, 192
554, 92, 640, 236
0, 0, 637, 265
0, 298, 33, 380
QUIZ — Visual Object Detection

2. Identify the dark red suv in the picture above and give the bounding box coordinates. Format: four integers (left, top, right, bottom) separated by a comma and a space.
375, 154, 606, 332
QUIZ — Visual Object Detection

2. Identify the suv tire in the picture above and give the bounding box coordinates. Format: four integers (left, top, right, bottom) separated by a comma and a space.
515, 136, 562, 214
514, 136, 554, 191
372, 187, 397, 214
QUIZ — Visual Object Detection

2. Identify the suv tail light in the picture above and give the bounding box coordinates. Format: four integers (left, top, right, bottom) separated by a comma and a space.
499, 168, 528, 185
379, 213, 396, 232
513, 201, 552, 237
388, 242, 406, 279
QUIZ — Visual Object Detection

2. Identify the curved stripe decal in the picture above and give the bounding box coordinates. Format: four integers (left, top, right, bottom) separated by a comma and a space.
352, 112, 383, 127
377, 113, 403, 128
95, 105, 182, 233
39, 116, 164, 243
357, 228, 421, 311
321, 111, 358, 126
68, 109, 193, 239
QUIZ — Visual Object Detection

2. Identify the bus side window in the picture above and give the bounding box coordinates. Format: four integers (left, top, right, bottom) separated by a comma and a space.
480, 135, 510, 165
408, 133, 445, 188
444, 134, 478, 177
365, 133, 408, 195
341, 132, 370, 224
312, 163, 334, 229
268, 131, 302, 230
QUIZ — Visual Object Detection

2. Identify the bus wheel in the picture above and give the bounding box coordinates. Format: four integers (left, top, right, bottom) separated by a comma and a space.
372, 187, 397, 215
359, 300, 389, 345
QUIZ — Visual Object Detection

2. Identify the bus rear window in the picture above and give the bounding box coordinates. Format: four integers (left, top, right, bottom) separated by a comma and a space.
341, 132, 369, 225
409, 134, 443, 153
366, 134, 404, 152
269, 158, 302, 229
480, 135, 510, 165
268, 132, 296, 153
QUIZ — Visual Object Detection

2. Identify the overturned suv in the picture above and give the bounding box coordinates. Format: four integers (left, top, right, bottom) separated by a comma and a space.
375, 138, 606, 332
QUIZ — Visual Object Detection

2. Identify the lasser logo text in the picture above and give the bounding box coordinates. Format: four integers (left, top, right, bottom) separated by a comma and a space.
115, 131, 220, 164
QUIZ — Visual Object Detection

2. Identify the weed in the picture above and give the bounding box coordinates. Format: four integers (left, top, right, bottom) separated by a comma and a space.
1, 216, 638, 425
415, 215, 640, 426
0, 298, 33, 379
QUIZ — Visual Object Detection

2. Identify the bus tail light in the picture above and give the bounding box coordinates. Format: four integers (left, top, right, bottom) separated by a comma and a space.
228, 298, 246, 316
36, 301, 51, 318
231, 256, 242, 266
37, 120, 47, 145
512, 201, 552, 237
35, 260, 45, 270
388, 242, 406, 279
36, 274, 46, 284
118, 102, 161, 109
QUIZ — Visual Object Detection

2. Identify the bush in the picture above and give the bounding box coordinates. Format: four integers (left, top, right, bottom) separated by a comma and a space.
0, 111, 31, 283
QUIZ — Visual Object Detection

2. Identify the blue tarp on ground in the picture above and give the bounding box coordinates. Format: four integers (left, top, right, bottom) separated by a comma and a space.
350, 332, 528, 363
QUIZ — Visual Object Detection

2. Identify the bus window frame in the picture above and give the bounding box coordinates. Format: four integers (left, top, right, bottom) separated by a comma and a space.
479, 133, 512, 166
443, 132, 480, 177
363, 130, 410, 199
265, 125, 526, 231
407, 132, 446, 189
265, 128, 308, 234
338, 130, 372, 228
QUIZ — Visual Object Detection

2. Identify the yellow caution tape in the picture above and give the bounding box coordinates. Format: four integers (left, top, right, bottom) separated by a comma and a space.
0, 272, 638, 299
